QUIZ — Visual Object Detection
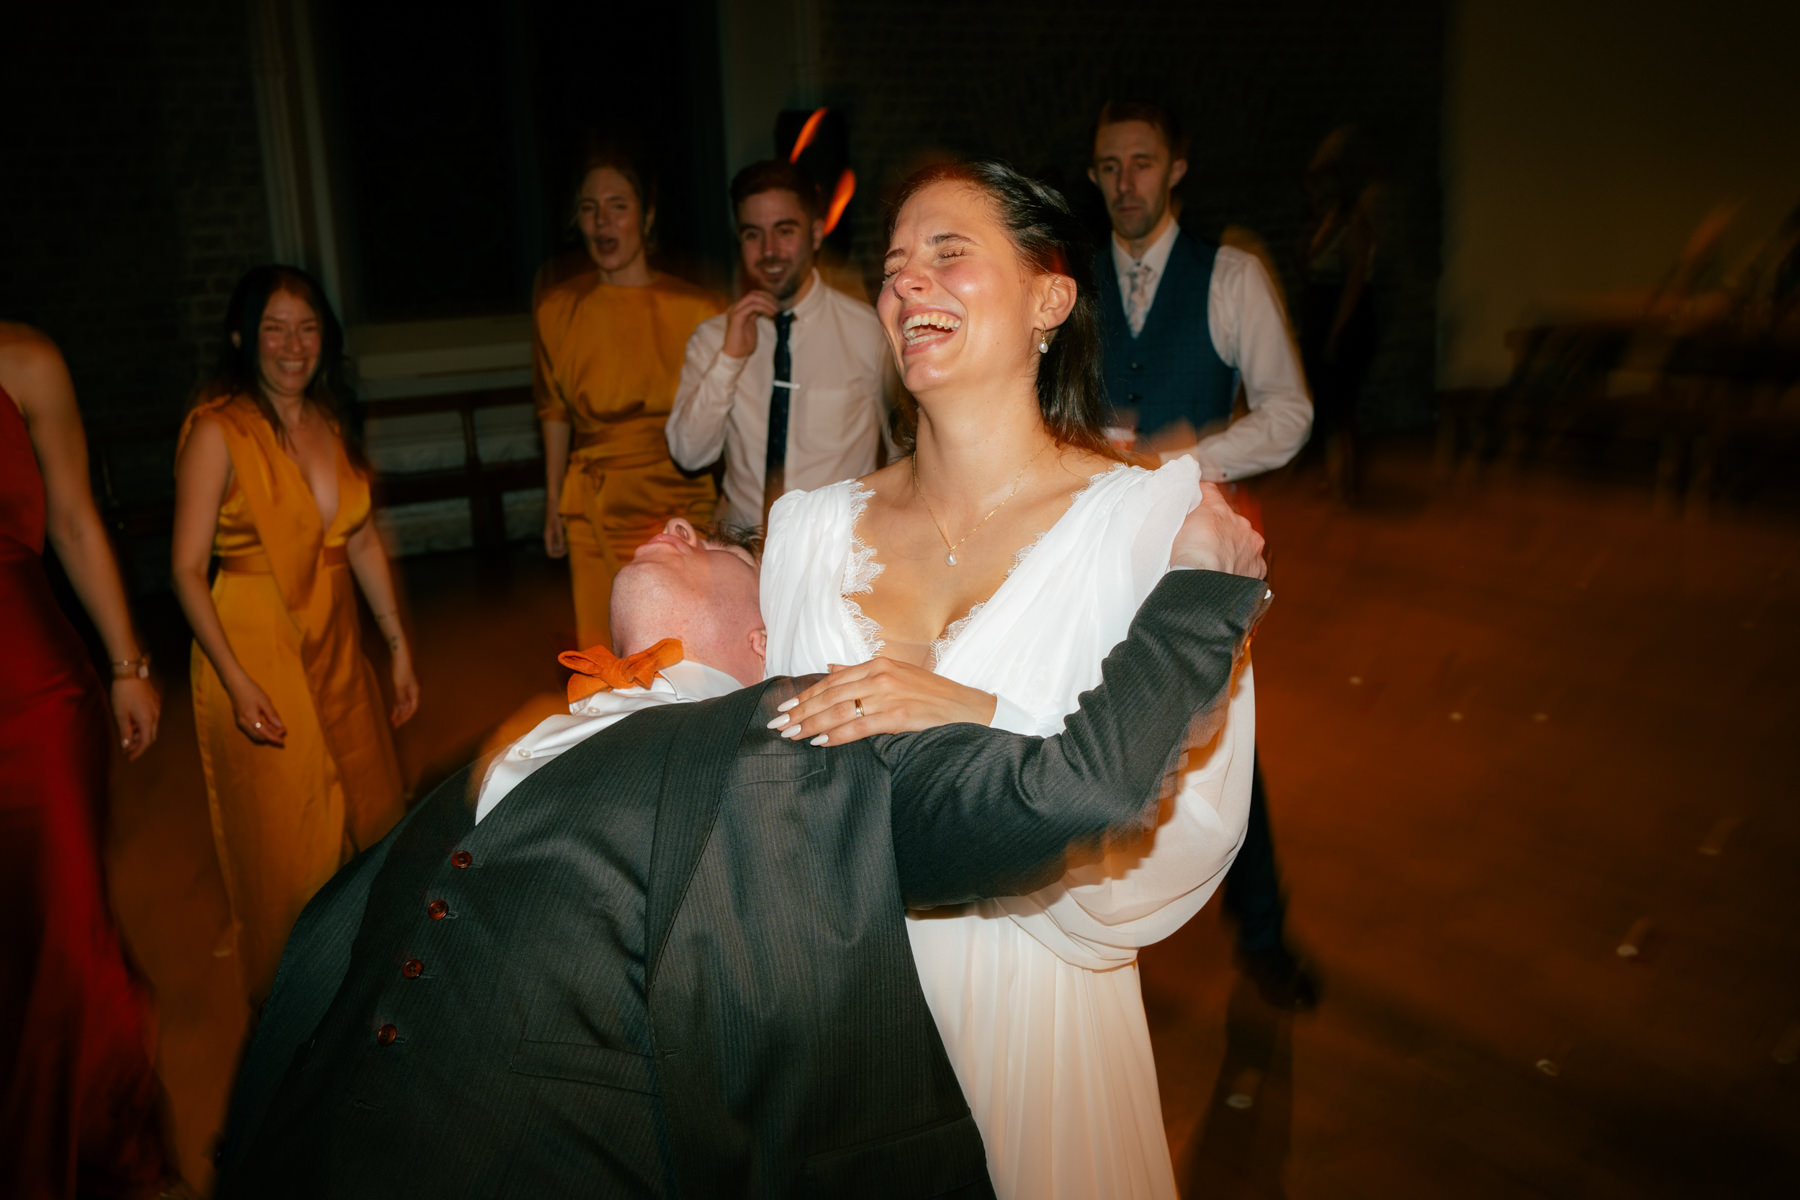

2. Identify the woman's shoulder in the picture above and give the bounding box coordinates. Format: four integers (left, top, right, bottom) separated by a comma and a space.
769, 474, 874, 532
178, 390, 265, 456
652, 273, 728, 317
1052, 455, 1198, 542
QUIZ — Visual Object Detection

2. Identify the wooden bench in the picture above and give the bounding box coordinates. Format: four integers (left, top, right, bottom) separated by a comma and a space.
88, 386, 546, 554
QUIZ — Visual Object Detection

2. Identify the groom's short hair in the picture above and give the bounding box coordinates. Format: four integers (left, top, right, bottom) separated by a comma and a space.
706, 520, 764, 560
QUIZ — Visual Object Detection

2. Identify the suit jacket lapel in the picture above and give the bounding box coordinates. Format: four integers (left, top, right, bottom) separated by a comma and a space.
643, 681, 770, 989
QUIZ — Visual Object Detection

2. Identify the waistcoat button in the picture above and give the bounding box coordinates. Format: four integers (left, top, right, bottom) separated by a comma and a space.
451, 850, 473, 869
376, 1023, 398, 1046
402, 959, 424, 979
427, 899, 449, 920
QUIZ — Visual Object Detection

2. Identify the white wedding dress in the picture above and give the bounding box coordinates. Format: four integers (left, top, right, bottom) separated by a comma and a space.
761, 458, 1258, 1199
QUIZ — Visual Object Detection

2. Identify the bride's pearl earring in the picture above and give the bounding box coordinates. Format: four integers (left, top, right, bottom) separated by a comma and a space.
1037, 330, 1049, 354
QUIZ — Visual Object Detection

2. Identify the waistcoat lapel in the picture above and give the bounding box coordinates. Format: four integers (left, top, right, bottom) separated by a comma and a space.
643, 681, 772, 988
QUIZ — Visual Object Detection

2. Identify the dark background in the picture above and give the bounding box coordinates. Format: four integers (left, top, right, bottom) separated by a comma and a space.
3, 0, 1453, 612
2, 0, 1443, 433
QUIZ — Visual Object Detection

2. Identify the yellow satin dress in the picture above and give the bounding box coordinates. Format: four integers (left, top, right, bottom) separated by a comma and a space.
533, 272, 725, 649
182, 395, 405, 1005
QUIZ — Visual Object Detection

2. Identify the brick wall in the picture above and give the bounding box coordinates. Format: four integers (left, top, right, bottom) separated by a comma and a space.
3, 3, 270, 425
3, 1, 272, 587
814, 0, 1445, 431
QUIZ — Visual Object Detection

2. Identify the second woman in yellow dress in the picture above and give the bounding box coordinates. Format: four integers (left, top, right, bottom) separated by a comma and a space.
172, 265, 416, 1006
534, 149, 726, 650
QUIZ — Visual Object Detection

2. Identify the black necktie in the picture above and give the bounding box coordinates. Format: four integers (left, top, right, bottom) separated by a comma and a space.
761, 311, 795, 528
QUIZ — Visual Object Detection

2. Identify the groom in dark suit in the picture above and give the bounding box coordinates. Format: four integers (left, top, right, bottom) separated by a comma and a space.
215, 495, 1268, 1200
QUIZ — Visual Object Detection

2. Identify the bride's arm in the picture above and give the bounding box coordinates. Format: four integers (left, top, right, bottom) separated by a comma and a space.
771, 483, 1261, 745
987, 478, 1268, 966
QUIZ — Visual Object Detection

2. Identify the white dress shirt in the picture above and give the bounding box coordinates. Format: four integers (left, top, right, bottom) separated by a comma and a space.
668, 272, 895, 525
473, 660, 743, 824
1111, 222, 1313, 481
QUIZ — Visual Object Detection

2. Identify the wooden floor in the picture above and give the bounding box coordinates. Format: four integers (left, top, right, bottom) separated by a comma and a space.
105, 442, 1800, 1196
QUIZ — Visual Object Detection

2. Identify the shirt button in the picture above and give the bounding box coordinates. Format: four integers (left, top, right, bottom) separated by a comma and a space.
515, 746, 532, 758
451, 850, 473, 869
428, 899, 449, 920
402, 959, 424, 979
376, 1023, 398, 1046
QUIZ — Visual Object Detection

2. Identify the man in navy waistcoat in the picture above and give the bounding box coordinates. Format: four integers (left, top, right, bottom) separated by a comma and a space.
1090, 99, 1319, 1010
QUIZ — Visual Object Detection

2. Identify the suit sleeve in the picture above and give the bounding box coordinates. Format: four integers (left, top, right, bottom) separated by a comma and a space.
876, 569, 1268, 908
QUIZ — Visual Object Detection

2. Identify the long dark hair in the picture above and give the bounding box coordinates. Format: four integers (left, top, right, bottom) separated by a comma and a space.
202, 264, 365, 470
886, 160, 1121, 459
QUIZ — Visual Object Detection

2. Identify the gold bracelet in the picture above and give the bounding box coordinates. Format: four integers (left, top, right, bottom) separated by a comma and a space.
111, 654, 151, 680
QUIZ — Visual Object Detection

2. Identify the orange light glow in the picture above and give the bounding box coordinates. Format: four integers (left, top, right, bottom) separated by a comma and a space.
788, 108, 828, 163
824, 168, 856, 236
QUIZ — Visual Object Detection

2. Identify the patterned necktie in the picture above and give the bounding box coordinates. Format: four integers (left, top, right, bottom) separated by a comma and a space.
1126, 261, 1155, 336
761, 311, 796, 529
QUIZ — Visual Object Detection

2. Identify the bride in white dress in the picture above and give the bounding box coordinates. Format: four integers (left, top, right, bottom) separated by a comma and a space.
759, 162, 1259, 1199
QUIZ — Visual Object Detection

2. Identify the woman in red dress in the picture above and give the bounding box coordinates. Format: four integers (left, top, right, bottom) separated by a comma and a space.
0, 322, 186, 1197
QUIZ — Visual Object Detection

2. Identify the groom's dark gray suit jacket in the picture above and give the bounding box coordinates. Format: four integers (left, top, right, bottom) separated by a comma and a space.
214, 569, 1266, 1199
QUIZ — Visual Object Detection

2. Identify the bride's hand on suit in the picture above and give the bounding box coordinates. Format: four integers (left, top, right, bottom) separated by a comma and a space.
767, 658, 998, 747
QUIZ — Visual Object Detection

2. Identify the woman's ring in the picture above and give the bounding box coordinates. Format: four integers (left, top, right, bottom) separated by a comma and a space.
253, 721, 262, 729
853, 698, 864, 719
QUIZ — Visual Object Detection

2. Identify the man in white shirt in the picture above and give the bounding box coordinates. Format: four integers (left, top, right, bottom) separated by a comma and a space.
217, 504, 1272, 1197
1091, 99, 1319, 1010
668, 160, 892, 530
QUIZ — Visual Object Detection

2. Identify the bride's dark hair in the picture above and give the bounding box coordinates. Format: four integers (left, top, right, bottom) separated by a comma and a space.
886, 160, 1124, 459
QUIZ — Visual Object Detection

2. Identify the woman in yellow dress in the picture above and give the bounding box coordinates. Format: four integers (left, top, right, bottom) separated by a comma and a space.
171, 265, 417, 1005
535, 149, 726, 649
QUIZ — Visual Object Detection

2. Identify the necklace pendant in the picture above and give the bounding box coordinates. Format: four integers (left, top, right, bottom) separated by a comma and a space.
946, 552, 957, 566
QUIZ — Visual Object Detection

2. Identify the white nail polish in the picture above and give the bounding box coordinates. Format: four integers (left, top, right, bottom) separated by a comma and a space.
782, 724, 806, 740
766, 714, 789, 730
777, 698, 798, 713
810, 734, 829, 746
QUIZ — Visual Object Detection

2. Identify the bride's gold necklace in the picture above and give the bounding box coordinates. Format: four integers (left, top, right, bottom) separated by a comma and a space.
912, 440, 1053, 567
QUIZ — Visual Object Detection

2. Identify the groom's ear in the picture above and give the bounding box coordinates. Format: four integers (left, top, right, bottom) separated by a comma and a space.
749, 627, 768, 665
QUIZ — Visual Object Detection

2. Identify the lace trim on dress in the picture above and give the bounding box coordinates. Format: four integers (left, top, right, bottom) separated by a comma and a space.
840, 482, 886, 658
925, 465, 1130, 668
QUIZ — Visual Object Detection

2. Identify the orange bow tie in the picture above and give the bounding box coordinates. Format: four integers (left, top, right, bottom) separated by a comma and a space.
558, 638, 684, 703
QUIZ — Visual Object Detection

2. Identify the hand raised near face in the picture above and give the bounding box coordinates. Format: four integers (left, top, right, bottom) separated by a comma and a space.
721, 290, 782, 359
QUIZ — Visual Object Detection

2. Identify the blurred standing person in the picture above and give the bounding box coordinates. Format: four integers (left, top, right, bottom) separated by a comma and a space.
1090, 100, 1320, 1009
1, 323, 183, 1197
668, 160, 892, 529
1297, 126, 1378, 502
172, 266, 415, 1008
536, 148, 726, 648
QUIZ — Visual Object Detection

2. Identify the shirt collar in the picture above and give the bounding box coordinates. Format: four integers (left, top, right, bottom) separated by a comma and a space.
658, 659, 745, 702
764, 269, 826, 324
1111, 219, 1180, 279
569, 659, 744, 715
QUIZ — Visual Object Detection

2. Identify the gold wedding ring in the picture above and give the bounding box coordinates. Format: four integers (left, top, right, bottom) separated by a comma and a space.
853, 698, 864, 719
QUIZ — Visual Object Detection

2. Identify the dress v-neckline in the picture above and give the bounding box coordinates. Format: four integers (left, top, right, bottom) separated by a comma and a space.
269, 425, 344, 539
841, 465, 1127, 669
